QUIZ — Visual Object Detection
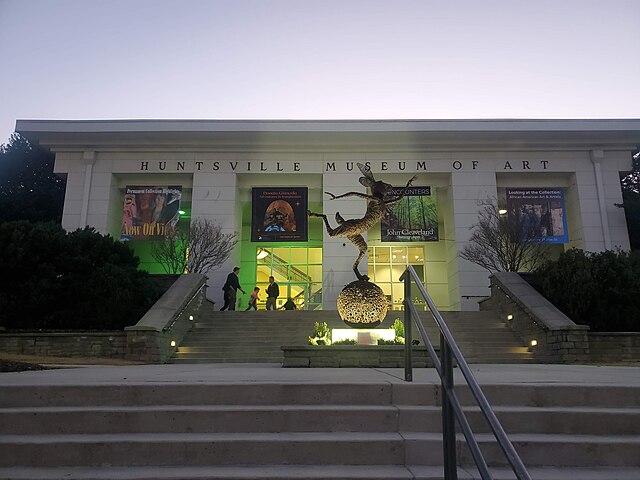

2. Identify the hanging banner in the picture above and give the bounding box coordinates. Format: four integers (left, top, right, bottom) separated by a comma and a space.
121, 186, 182, 240
251, 187, 308, 242
381, 186, 438, 242
506, 188, 568, 244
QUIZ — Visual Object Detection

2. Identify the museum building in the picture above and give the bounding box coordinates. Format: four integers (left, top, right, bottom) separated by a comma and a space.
16, 119, 640, 311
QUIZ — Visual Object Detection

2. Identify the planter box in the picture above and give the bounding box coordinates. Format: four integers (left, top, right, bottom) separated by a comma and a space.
281, 345, 435, 368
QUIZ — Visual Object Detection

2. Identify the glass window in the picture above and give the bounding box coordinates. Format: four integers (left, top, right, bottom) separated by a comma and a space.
374, 265, 391, 283
408, 247, 424, 263
391, 247, 407, 263
272, 248, 289, 263
410, 264, 425, 283
256, 265, 271, 282
290, 248, 307, 264
374, 247, 390, 263
308, 265, 322, 282
253, 247, 322, 310
368, 245, 428, 310
308, 248, 322, 264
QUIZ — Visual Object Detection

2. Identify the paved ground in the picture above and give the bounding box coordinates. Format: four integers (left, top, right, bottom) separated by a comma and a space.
1, 363, 639, 387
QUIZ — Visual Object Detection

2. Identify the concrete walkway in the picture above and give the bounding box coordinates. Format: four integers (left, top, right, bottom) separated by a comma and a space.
1, 363, 639, 387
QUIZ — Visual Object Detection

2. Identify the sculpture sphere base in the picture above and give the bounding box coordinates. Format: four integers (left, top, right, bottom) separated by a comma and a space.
337, 279, 389, 329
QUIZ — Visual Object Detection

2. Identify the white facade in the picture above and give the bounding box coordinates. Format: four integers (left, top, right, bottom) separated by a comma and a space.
17, 119, 640, 311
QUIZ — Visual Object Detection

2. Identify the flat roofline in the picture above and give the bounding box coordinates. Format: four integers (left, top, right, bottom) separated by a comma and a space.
15, 118, 640, 134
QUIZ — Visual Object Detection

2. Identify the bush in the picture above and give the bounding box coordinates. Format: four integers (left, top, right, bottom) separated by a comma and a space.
0, 221, 162, 330
332, 339, 357, 345
530, 249, 640, 332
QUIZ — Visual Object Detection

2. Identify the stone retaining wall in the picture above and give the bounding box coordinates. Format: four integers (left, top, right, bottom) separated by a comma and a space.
0, 332, 128, 358
588, 333, 640, 364
0, 274, 208, 364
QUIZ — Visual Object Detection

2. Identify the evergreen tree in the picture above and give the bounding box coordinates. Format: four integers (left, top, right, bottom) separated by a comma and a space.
0, 133, 66, 223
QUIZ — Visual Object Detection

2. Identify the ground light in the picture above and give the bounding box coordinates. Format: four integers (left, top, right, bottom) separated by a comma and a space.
507, 314, 513, 321
530, 339, 538, 347
332, 328, 395, 345
499, 209, 508, 215
170, 340, 176, 348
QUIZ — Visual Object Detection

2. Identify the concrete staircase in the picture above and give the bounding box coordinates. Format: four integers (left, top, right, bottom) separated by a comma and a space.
171, 309, 536, 364
0, 377, 638, 479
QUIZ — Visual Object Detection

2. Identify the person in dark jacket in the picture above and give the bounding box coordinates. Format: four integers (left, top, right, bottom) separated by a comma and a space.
220, 267, 245, 311
265, 276, 279, 310
281, 297, 297, 310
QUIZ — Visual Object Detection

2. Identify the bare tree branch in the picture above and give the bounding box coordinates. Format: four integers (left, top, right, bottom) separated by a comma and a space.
459, 198, 548, 273
151, 218, 238, 274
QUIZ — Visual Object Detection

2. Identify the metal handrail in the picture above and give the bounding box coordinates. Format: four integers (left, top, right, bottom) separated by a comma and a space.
400, 265, 531, 480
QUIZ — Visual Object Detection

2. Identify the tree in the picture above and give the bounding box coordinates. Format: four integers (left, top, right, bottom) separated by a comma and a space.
0, 133, 66, 223
0, 221, 161, 330
151, 217, 238, 274
459, 199, 547, 272
531, 249, 640, 331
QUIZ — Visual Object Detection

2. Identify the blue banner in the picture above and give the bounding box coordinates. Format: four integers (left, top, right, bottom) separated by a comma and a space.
506, 188, 568, 244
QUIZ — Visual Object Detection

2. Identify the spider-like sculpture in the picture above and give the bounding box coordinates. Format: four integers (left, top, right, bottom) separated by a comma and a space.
309, 163, 416, 281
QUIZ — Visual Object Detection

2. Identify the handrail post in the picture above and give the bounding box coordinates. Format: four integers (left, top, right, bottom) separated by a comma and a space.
404, 270, 412, 382
441, 333, 458, 479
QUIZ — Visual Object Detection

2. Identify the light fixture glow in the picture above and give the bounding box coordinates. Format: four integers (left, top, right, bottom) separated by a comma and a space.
189, 315, 194, 321
256, 249, 269, 260
170, 340, 176, 347
499, 209, 508, 215
507, 314, 513, 321
178, 210, 186, 215
530, 339, 538, 347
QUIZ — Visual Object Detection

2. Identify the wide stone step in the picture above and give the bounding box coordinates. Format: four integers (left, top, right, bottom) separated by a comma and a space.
454, 433, 640, 467
0, 405, 399, 434
0, 383, 398, 408
400, 406, 640, 435
2, 465, 638, 480
0, 432, 417, 467
7, 403, 636, 437
455, 384, 640, 408
0, 465, 420, 480
170, 357, 283, 363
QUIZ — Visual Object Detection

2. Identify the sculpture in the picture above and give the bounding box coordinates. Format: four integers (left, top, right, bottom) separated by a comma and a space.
308, 163, 417, 281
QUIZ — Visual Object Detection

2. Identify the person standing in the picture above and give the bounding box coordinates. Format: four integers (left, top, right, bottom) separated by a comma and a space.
220, 267, 245, 311
265, 276, 279, 310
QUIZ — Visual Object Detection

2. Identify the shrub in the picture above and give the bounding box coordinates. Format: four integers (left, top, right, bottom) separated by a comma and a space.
308, 321, 331, 345
530, 249, 640, 332
332, 339, 357, 345
0, 221, 162, 330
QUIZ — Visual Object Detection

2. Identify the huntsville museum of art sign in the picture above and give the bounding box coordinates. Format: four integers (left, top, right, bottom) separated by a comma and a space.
134, 159, 555, 173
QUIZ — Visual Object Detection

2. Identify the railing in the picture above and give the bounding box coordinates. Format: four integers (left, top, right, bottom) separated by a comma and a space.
400, 266, 531, 480
258, 252, 312, 283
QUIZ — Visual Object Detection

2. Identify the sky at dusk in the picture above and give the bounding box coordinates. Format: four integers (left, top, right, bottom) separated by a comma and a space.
0, 0, 638, 144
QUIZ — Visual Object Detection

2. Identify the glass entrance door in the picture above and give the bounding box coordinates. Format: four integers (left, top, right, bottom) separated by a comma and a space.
255, 247, 322, 310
